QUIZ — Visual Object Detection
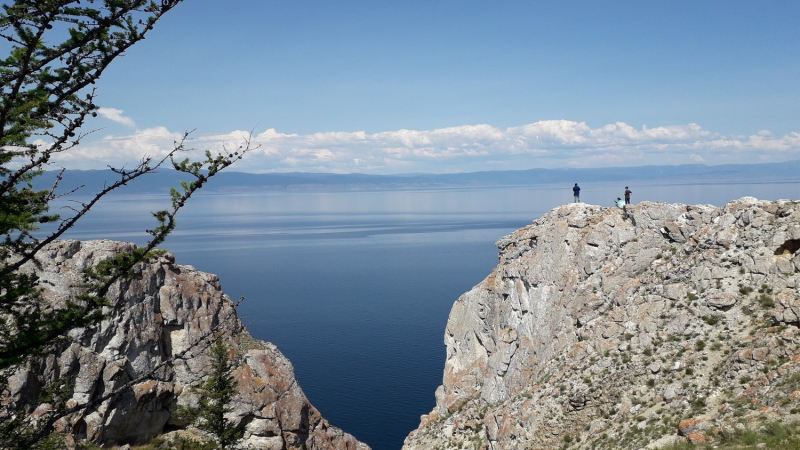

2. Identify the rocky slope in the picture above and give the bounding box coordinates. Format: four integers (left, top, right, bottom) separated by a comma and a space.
4, 240, 369, 450
403, 198, 800, 450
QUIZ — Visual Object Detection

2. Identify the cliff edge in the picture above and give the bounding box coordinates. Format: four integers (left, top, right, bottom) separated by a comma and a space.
404, 198, 800, 449
4, 240, 369, 450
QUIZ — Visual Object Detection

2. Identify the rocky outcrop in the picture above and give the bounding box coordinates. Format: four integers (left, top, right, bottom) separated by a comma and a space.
3, 240, 369, 449
404, 198, 800, 450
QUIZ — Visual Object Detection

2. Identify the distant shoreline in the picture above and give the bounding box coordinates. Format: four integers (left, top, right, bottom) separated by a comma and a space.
31, 160, 800, 195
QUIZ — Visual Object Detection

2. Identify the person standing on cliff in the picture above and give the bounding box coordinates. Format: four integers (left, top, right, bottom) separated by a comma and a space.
624, 186, 632, 204
573, 183, 581, 203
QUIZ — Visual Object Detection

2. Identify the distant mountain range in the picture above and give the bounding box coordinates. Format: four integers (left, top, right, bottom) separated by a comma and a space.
31, 160, 800, 195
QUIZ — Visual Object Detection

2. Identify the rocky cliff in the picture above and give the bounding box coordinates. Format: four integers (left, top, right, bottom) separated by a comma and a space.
403, 198, 800, 449
4, 240, 369, 450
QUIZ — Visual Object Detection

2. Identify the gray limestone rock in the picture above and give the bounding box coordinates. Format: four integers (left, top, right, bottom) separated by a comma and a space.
4, 240, 369, 450
706, 290, 738, 310
403, 198, 800, 450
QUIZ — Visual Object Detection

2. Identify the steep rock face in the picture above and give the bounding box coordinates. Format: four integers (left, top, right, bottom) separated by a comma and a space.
4, 240, 369, 450
404, 198, 800, 450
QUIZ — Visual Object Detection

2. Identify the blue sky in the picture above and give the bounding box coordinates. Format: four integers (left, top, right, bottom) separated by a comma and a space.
22, 1, 800, 172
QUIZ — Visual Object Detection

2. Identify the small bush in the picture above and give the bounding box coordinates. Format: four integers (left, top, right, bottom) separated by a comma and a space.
703, 314, 722, 325
758, 293, 775, 308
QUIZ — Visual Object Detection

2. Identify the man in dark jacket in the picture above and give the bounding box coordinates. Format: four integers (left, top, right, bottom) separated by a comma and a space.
573, 183, 581, 203
624, 186, 632, 204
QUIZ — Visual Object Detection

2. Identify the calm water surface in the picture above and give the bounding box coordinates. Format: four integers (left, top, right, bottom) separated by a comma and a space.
52, 181, 799, 449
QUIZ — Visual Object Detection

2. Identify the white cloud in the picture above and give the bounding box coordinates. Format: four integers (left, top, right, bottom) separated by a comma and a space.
96, 107, 136, 128
49, 127, 191, 169
40, 120, 800, 173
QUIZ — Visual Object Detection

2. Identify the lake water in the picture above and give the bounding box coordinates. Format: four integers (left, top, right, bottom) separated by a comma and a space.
50, 180, 799, 449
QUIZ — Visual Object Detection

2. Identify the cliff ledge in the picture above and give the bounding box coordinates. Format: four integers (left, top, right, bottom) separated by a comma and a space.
404, 198, 800, 449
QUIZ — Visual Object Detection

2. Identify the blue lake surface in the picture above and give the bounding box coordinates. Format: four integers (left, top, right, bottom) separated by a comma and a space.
50, 181, 799, 449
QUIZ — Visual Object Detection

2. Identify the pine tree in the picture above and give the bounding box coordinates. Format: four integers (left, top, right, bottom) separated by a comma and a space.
0, 1, 252, 446
1, 0, 189, 371
188, 339, 244, 450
